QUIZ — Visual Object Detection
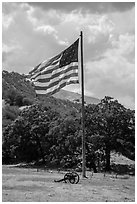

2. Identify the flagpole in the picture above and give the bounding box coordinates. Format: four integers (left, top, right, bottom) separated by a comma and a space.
80, 31, 86, 178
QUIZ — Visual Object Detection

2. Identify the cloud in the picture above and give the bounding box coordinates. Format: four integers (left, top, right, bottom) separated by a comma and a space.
2, 3, 112, 72
27, 4, 63, 27
108, 7, 135, 35
29, 2, 135, 14
85, 33, 135, 109
2, 44, 15, 53
2, 3, 68, 73
110, 34, 135, 62
2, 2, 135, 109
35, 25, 57, 35
2, 14, 13, 29
87, 15, 114, 43
2, 51, 10, 63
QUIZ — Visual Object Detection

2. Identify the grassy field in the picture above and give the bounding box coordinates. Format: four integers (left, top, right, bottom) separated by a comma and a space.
2, 165, 135, 202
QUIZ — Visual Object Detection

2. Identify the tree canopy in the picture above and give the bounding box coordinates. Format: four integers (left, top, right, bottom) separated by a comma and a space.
84, 96, 135, 170
2, 97, 135, 172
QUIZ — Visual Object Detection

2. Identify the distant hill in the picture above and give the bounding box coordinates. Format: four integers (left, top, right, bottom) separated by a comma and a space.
54, 89, 100, 104
2, 70, 100, 106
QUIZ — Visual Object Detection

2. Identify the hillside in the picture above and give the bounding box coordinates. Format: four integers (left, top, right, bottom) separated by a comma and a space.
2, 71, 135, 176
2, 70, 36, 101
2, 70, 100, 106
54, 89, 100, 104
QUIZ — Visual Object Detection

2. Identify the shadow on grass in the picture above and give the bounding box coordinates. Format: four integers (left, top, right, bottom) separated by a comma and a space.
7, 162, 135, 177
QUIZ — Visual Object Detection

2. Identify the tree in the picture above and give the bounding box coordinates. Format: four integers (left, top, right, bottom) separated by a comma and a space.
2, 104, 60, 164
4, 89, 33, 107
85, 96, 135, 171
5, 89, 23, 106
48, 116, 81, 168
2, 105, 20, 130
2, 103, 82, 167
22, 97, 33, 106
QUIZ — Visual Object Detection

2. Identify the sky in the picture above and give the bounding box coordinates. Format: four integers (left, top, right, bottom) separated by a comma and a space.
2, 2, 135, 109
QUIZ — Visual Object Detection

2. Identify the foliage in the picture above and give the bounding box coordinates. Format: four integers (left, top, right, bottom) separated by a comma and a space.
84, 96, 135, 171
3, 105, 20, 120
48, 116, 81, 168
2, 105, 20, 129
4, 89, 33, 107
2, 104, 59, 163
2, 96, 135, 173
2, 70, 36, 102
22, 97, 33, 106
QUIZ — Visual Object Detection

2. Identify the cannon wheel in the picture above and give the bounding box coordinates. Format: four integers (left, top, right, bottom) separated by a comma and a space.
64, 172, 79, 184
71, 172, 80, 184
64, 172, 72, 183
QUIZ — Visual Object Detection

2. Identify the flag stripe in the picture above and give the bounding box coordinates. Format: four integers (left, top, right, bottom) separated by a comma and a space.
34, 64, 78, 83
32, 62, 78, 82
38, 61, 77, 78
42, 53, 61, 68
34, 72, 78, 90
29, 62, 42, 75
31, 61, 60, 80
35, 71, 78, 90
36, 78, 79, 96
30, 54, 61, 79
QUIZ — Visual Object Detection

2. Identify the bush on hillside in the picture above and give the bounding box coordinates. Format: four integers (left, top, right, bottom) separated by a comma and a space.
2, 105, 20, 130
4, 89, 33, 107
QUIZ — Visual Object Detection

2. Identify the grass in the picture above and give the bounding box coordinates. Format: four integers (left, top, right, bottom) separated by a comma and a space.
2, 165, 135, 202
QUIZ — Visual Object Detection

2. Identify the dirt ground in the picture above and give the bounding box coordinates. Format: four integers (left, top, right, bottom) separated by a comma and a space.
2, 165, 135, 202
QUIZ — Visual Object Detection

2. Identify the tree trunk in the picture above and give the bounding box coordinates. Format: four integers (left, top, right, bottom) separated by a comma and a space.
92, 162, 97, 173
105, 146, 111, 171
36, 135, 45, 164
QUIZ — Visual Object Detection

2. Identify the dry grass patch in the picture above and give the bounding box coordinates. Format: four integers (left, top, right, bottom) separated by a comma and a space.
2, 165, 135, 202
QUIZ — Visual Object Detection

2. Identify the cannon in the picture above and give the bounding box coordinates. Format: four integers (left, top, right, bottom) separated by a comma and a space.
54, 171, 80, 184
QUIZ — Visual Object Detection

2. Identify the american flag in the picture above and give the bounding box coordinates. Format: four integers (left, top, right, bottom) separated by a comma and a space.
29, 39, 79, 96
